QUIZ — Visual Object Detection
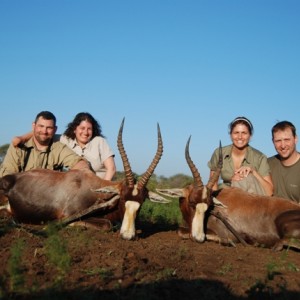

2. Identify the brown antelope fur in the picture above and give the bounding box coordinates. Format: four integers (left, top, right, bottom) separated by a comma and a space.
157, 137, 300, 251
0, 118, 168, 240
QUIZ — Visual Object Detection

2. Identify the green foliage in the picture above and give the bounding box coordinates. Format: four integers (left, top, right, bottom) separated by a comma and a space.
113, 171, 126, 181
113, 171, 193, 190
217, 263, 233, 276
112, 172, 192, 227
158, 174, 193, 188
7, 238, 25, 293
155, 268, 176, 281
148, 173, 193, 190
83, 267, 114, 281
247, 249, 299, 297
139, 198, 182, 226
44, 223, 71, 285
0, 143, 9, 163
0, 143, 9, 155
266, 249, 299, 280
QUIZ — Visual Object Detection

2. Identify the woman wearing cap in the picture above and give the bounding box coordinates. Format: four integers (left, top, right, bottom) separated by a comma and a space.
208, 116, 273, 196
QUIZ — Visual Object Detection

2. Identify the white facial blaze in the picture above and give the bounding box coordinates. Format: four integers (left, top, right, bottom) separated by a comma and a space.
132, 185, 138, 196
0, 203, 11, 214
191, 202, 208, 242
120, 200, 140, 240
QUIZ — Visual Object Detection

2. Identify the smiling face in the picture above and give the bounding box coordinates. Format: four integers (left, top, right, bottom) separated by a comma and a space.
230, 123, 251, 150
74, 120, 93, 147
273, 128, 298, 161
32, 117, 57, 147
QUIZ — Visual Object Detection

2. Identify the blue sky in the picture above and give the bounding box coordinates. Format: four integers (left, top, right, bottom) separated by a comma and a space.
1, 0, 299, 182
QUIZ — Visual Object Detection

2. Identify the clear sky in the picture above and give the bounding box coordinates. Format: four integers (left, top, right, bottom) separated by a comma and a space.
1, 0, 300, 182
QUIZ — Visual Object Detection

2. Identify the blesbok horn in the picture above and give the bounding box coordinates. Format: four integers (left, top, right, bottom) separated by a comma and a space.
137, 123, 163, 190
117, 118, 135, 188
207, 141, 223, 190
185, 136, 203, 188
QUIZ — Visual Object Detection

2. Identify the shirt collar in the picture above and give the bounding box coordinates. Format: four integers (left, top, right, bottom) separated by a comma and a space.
73, 139, 88, 150
223, 144, 251, 164
24, 138, 53, 152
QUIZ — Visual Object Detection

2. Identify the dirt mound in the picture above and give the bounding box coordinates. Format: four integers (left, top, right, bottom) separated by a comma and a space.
0, 220, 299, 299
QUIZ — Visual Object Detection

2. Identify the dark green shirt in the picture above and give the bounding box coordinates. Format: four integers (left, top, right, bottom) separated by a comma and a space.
268, 155, 300, 203
208, 144, 270, 187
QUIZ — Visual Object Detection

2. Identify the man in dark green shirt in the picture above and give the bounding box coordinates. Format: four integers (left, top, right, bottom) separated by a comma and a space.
268, 121, 300, 203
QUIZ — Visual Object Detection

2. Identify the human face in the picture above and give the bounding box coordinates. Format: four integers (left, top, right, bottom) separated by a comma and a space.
74, 120, 93, 147
230, 124, 251, 150
272, 128, 298, 160
32, 117, 57, 146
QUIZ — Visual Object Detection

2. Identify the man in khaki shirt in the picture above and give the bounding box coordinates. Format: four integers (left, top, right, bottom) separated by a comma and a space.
0, 111, 90, 177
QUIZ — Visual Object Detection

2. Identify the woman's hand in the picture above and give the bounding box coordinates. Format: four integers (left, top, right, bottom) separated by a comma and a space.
11, 131, 33, 147
232, 166, 253, 181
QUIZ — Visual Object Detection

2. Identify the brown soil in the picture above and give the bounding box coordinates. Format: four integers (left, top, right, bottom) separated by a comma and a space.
0, 219, 300, 300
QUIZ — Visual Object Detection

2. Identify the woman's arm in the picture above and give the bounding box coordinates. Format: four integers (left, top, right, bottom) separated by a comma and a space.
12, 132, 33, 147
103, 156, 116, 180
12, 132, 61, 147
234, 166, 273, 196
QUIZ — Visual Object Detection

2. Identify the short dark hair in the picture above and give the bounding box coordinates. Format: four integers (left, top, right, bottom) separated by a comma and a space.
229, 116, 254, 135
34, 111, 57, 126
271, 121, 296, 139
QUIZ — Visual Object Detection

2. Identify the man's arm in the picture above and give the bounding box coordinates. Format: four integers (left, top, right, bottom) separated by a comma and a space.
0, 144, 22, 177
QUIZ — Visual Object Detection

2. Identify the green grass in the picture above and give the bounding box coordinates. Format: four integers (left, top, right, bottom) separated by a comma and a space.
44, 223, 71, 286
247, 248, 299, 297
83, 267, 114, 280
7, 238, 25, 293
139, 197, 182, 227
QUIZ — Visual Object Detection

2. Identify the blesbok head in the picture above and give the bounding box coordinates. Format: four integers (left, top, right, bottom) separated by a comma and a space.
98, 117, 170, 239
0, 118, 169, 241
157, 137, 300, 250
156, 137, 222, 242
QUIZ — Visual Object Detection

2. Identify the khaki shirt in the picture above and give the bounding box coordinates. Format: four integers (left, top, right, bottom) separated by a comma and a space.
0, 138, 83, 177
208, 144, 271, 187
60, 135, 114, 178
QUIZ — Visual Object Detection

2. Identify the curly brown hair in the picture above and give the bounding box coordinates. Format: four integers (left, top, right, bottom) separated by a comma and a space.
63, 112, 104, 140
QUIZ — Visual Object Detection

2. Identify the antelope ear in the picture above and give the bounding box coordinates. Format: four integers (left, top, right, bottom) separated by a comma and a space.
91, 186, 120, 195
156, 188, 185, 198
212, 197, 227, 208
148, 191, 171, 203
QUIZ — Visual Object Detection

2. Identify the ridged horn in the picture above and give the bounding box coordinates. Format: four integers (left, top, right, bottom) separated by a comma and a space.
117, 118, 135, 187
137, 123, 163, 190
185, 136, 203, 188
206, 140, 223, 189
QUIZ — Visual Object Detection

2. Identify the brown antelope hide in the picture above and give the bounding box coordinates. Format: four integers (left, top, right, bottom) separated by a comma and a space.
157, 137, 300, 251
0, 118, 169, 240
